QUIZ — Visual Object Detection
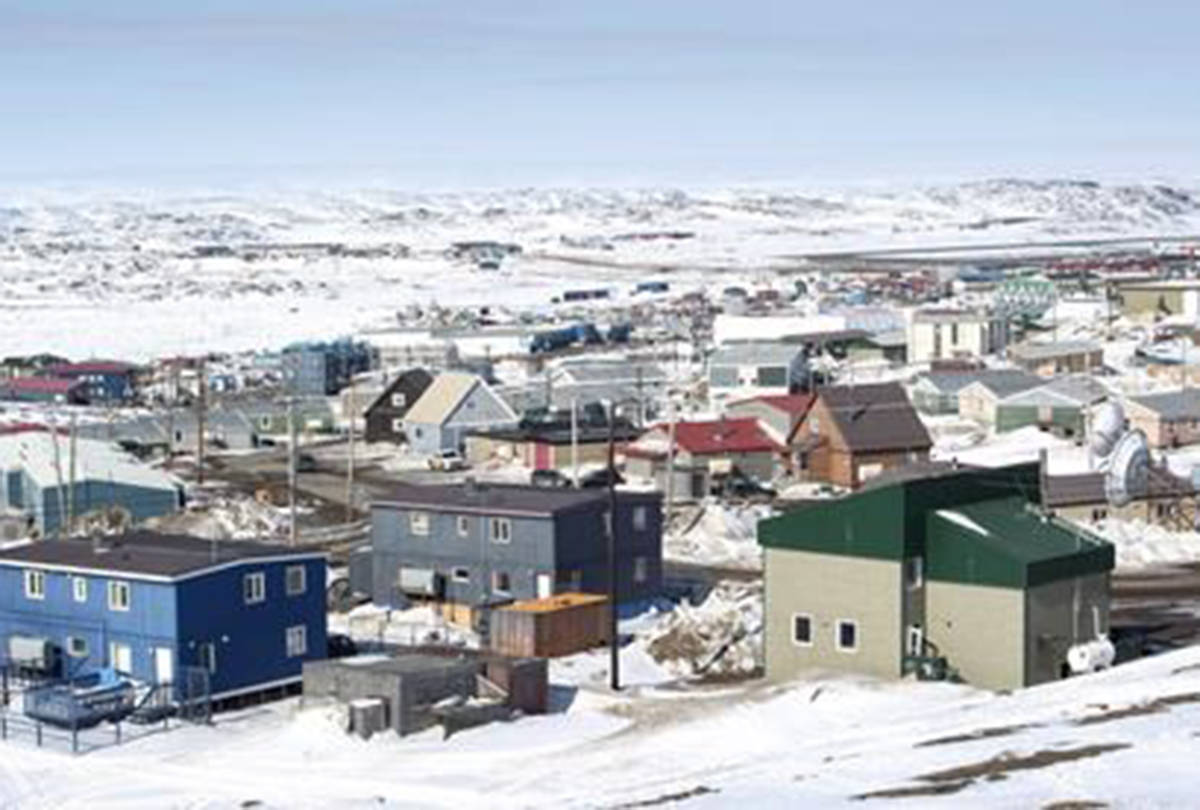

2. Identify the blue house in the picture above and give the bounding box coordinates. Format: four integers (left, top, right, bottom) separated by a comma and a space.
361, 482, 663, 609
282, 339, 376, 396
0, 532, 327, 703
48, 361, 137, 403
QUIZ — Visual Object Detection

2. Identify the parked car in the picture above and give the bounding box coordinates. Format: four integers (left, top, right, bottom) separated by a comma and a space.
327, 633, 358, 659
720, 473, 776, 500
577, 467, 624, 488
296, 452, 320, 473
428, 449, 466, 471
530, 469, 571, 488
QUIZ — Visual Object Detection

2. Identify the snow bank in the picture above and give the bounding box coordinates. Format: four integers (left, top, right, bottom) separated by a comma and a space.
665, 501, 770, 570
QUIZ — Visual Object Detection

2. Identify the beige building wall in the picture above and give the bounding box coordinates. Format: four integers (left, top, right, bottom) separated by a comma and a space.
764, 548, 902, 682
957, 386, 999, 426
925, 580, 1026, 691
1024, 573, 1110, 686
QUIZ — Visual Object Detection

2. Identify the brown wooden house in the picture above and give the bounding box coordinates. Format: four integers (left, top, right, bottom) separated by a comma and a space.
363, 368, 434, 444
789, 382, 932, 489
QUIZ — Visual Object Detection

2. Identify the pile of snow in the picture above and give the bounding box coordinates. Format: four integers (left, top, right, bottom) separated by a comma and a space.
329, 603, 478, 649
149, 489, 305, 541
644, 581, 762, 678
665, 501, 771, 570
1084, 517, 1200, 570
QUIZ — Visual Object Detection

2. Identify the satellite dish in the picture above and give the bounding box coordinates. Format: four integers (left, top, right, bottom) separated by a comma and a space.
1105, 429, 1150, 508
1089, 401, 1126, 459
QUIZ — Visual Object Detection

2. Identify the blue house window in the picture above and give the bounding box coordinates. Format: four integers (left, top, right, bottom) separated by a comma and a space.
244, 572, 266, 604
489, 518, 511, 544
197, 642, 217, 673
72, 576, 88, 603
285, 566, 307, 596
285, 625, 308, 657
23, 569, 45, 600
66, 636, 89, 658
108, 581, 131, 612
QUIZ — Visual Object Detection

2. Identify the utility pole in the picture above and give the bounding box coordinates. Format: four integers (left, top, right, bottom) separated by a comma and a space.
606, 402, 620, 692
288, 396, 298, 547
346, 382, 356, 523
665, 399, 677, 522
197, 357, 207, 486
67, 414, 77, 536
570, 396, 579, 488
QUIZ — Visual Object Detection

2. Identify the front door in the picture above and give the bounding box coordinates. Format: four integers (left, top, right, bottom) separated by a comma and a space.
109, 642, 133, 674
906, 625, 924, 657
153, 647, 175, 685
536, 574, 552, 599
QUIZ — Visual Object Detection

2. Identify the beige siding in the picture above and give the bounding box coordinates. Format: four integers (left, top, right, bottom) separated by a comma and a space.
1024, 573, 1110, 686
764, 548, 902, 682
925, 580, 1025, 691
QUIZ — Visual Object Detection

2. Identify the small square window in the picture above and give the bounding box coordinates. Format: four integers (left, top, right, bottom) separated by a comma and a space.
633, 506, 647, 532
66, 636, 89, 658
457, 515, 471, 537
72, 576, 88, 603
24, 569, 45, 601
490, 517, 511, 544
792, 614, 813, 646
492, 571, 511, 594
107, 580, 131, 612
285, 565, 307, 596
286, 625, 308, 658
392, 417, 405, 433
410, 511, 430, 535
836, 620, 858, 653
452, 567, 470, 583
391, 392, 407, 408
244, 572, 266, 604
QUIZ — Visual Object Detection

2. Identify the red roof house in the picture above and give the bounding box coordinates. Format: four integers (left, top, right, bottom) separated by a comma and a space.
625, 417, 783, 499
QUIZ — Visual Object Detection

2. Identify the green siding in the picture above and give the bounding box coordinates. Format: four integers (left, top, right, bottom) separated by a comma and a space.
759, 486, 908, 561
995, 404, 1084, 435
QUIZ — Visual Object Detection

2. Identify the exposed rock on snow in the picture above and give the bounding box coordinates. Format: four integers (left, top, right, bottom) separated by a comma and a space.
645, 582, 762, 678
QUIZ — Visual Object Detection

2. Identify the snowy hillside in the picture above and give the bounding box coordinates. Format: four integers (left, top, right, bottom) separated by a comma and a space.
1, 179, 1198, 359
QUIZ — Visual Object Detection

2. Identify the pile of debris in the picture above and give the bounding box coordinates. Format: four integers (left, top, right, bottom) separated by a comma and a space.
645, 581, 762, 679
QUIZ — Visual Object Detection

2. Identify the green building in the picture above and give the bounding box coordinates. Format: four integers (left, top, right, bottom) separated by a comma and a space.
759, 464, 1114, 690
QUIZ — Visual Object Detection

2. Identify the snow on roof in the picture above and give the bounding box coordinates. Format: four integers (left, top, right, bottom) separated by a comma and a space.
713, 314, 845, 345
934, 508, 991, 537
0, 432, 181, 493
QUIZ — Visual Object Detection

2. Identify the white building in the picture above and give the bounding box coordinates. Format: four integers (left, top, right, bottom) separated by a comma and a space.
907, 308, 1007, 364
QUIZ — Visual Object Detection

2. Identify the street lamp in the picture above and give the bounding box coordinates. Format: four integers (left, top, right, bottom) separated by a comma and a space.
605, 395, 643, 692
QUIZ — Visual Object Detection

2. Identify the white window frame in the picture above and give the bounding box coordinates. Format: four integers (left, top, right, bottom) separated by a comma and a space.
72, 576, 88, 603
452, 567, 471, 583
285, 565, 307, 596
108, 641, 133, 673
835, 619, 859, 653
906, 624, 924, 657
66, 636, 89, 658
633, 555, 648, 584
286, 625, 308, 658
391, 392, 407, 408
457, 515, 471, 537
791, 613, 814, 647
244, 572, 266, 605
904, 557, 924, 589
198, 642, 217, 674
107, 580, 131, 612
491, 570, 512, 595
410, 511, 430, 536
392, 417, 405, 433
489, 517, 511, 544
633, 506, 647, 532
24, 569, 45, 601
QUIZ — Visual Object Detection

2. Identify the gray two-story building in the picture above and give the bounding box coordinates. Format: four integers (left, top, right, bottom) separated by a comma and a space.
360, 482, 663, 609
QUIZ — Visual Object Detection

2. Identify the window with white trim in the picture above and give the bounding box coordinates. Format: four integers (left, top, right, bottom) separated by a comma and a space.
492, 570, 511, 595
906, 624, 924, 657
198, 642, 217, 673
391, 392, 407, 408
633, 556, 648, 584
24, 569, 45, 601
392, 418, 405, 433
410, 511, 430, 536
836, 619, 858, 653
244, 572, 266, 604
72, 576, 88, 603
66, 636, 89, 658
452, 567, 471, 583
107, 580, 131, 612
633, 506, 647, 532
489, 517, 511, 544
792, 613, 813, 646
285, 565, 307, 596
286, 625, 308, 657
457, 515, 471, 537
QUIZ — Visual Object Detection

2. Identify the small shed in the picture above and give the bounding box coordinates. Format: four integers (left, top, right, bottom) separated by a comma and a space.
489, 593, 610, 658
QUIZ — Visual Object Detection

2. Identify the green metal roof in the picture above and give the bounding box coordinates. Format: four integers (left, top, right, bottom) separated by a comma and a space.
759, 463, 1112, 589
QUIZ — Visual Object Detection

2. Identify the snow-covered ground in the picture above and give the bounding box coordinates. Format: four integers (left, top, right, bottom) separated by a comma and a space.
4, 638, 1200, 807
1083, 517, 1200, 571
3, 180, 1200, 359
664, 501, 771, 570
